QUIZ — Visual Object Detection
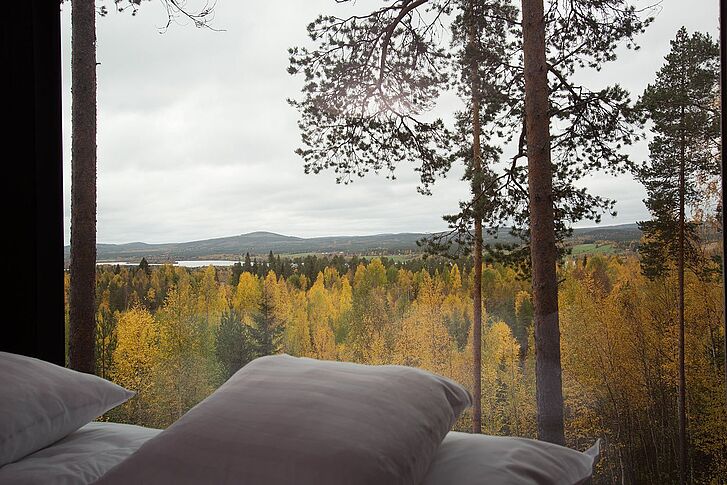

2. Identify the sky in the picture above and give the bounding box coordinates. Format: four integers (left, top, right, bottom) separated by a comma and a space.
60, 0, 721, 245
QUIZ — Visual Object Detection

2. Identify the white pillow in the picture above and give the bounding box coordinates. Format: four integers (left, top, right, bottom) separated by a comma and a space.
96, 354, 472, 485
422, 431, 600, 485
0, 352, 134, 466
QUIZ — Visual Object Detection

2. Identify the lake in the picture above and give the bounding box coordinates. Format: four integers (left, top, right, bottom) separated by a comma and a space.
96, 260, 238, 268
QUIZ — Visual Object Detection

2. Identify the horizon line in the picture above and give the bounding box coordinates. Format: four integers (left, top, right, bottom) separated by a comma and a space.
64, 222, 640, 247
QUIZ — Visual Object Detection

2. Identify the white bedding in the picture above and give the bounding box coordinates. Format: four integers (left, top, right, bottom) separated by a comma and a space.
423, 432, 599, 485
0, 422, 160, 485
0, 421, 596, 485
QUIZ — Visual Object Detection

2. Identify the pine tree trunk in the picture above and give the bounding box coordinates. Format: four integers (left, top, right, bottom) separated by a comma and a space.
677, 108, 687, 485
468, 0, 483, 434
719, 0, 727, 452
69, 0, 97, 373
521, 0, 565, 445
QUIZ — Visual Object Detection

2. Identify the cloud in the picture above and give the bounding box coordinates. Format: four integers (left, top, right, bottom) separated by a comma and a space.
60, 0, 719, 244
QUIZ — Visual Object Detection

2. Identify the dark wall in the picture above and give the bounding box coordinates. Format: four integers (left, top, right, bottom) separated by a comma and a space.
2, 1, 65, 365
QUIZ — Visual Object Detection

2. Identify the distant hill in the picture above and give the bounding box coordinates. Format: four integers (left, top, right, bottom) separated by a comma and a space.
63, 224, 642, 263
83, 231, 432, 263
569, 223, 642, 243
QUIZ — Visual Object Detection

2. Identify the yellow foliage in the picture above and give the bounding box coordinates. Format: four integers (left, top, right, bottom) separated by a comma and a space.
283, 290, 312, 357
233, 272, 261, 321
111, 307, 158, 425
88, 255, 725, 481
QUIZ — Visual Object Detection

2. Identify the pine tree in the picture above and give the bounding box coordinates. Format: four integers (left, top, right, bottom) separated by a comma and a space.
67, 0, 216, 373
508, 0, 652, 445
448, 0, 516, 433
215, 308, 256, 380
290, 0, 514, 432
276, 255, 284, 277
68, 0, 97, 374
230, 261, 243, 286
289, 0, 652, 442
637, 28, 720, 278
635, 27, 721, 484
251, 287, 284, 357
268, 251, 276, 274
138, 257, 151, 276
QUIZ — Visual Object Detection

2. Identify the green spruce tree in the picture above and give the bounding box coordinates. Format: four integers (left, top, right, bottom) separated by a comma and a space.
215, 307, 256, 380
230, 261, 244, 287
138, 257, 151, 276
250, 287, 284, 357
268, 251, 276, 274
635, 27, 721, 484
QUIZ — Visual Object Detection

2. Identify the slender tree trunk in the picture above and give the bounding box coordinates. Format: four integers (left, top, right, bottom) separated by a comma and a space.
472, 157, 483, 434
677, 110, 687, 485
520, 0, 565, 445
69, 0, 97, 373
719, 0, 727, 432
467, 0, 483, 434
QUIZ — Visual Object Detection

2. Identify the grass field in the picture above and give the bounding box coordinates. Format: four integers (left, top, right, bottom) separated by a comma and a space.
360, 254, 423, 262
284, 245, 621, 260
570, 243, 618, 255
278, 252, 424, 262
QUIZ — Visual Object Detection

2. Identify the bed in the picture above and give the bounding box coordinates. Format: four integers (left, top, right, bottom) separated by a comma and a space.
0, 352, 599, 485
0, 422, 598, 485
0, 422, 160, 485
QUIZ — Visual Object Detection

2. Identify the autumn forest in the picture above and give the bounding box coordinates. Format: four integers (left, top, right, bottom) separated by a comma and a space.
69, 248, 726, 484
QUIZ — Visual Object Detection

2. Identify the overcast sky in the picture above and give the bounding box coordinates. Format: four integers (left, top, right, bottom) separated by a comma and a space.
60, 0, 720, 244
